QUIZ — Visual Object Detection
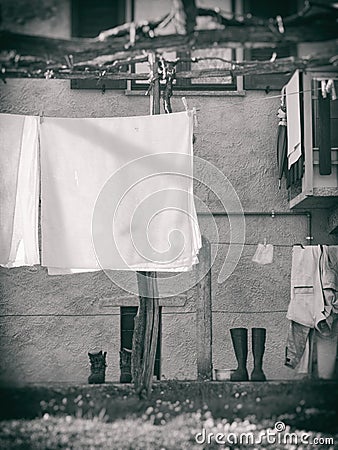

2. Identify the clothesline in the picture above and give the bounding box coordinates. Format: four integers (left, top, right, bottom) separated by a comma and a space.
213, 242, 304, 247
177, 86, 328, 115
0, 86, 329, 119
0, 310, 289, 317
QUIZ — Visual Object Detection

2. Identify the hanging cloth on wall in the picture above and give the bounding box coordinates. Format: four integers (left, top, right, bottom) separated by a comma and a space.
286, 70, 302, 169
0, 114, 40, 267
251, 241, 274, 265
40, 111, 201, 274
285, 245, 338, 374
276, 86, 287, 188
277, 74, 304, 189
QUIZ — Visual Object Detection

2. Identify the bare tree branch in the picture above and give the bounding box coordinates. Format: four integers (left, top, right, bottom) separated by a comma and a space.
1, 54, 336, 82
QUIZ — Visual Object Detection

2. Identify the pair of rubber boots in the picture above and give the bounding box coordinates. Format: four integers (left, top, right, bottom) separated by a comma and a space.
88, 348, 133, 384
230, 327, 266, 381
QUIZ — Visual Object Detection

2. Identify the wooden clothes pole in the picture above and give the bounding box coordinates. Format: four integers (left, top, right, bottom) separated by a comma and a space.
196, 236, 212, 381
132, 54, 161, 398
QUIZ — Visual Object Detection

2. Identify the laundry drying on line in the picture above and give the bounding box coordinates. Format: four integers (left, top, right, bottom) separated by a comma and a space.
0, 111, 202, 273
285, 245, 338, 378
0, 114, 40, 268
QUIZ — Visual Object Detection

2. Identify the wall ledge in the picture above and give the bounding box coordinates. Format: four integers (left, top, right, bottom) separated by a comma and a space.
124, 90, 246, 97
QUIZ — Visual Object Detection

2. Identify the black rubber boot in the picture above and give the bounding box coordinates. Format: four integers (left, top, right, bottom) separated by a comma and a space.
230, 328, 249, 381
120, 348, 132, 383
251, 328, 267, 381
88, 351, 107, 384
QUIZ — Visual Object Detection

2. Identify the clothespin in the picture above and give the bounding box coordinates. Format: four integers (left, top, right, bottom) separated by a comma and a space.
44, 69, 54, 79
270, 52, 277, 63
271, 210, 275, 218
96, 70, 107, 94
263, 238, 267, 247
129, 22, 136, 47
64, 54, 74, 69
39, 109, 44, 124
321, 80, 327, 99
276, 15, 284, 34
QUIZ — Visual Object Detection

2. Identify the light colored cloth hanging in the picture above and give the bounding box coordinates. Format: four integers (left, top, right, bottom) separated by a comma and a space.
0, 114, 40, 268
285, 245, 338, 376
251, 242, 274, 265
286, 70, 302, 169
40, 111, 201, 274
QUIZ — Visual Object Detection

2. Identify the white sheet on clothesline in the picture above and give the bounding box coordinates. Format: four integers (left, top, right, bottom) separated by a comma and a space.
40, 111, 201, 274
0, 114, 40, 267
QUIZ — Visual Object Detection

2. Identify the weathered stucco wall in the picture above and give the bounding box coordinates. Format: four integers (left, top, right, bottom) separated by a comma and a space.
1, 0, 337, 385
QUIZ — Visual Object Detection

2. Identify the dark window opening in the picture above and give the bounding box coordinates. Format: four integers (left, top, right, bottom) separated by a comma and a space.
243, 0, 298, 90
71, 0, 126, 38
71, 0, 128, 90
120, 306, 161, 381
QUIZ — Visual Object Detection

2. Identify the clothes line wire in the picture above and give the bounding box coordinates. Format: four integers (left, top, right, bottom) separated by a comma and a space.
212, 242, 301, 247
0, 309, 288, 317
178, 86, 326, 114
1, 87, 324, 120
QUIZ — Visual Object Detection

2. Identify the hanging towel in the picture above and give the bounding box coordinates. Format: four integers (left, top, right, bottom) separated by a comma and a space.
251, 243, 274, 265
286, 70, 302, 169
40, 111, 201, 274
0, 114, 40, 267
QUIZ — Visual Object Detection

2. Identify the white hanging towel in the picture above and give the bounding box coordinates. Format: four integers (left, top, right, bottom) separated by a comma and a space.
40, 111, 201, 274
252, 243, 274, 265
0, 114, 40, 267
286, 70, 302, 169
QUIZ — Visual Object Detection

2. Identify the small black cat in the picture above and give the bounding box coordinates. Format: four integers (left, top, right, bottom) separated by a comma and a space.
88, 351, 107, 384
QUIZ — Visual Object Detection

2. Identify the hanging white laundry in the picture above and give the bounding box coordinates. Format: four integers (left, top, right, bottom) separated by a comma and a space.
40, 111, 201, 274
252, 242, 274, 265
0, 114, 40, 267
286, 70, 302, 169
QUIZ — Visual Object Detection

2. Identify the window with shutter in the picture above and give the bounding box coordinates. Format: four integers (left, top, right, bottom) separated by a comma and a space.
131, 0, 239, 91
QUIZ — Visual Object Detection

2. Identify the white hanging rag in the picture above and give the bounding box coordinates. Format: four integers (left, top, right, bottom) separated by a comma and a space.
252, 243, 274, 265
0, 114, 40, 267
40, 111, 201, 274
286, 70, 302, 169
